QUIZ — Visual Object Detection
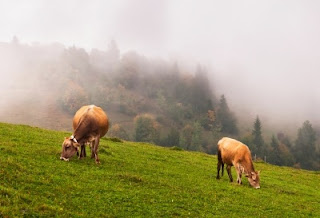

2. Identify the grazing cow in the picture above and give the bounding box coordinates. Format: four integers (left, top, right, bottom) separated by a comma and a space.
216, 137, 260, 189
60, 105, 109, 164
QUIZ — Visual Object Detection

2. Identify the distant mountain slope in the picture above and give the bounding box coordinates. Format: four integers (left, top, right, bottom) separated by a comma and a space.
0, 122, 319, 217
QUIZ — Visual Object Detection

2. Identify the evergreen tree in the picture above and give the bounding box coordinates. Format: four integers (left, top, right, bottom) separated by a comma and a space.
270, 135, 281, 165
216, 95, 238, 135
191, 121, 203, 151
165, 128, 180, 147
294, 120, 317, 169
277, 132, 292, 150
180, 124, 193, 150
106, 39, 120, 62
191, 65, 212, 113
252, 116, 265, 157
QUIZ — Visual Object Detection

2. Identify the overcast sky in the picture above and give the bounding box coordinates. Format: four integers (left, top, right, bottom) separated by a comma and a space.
0, 0, 319, 124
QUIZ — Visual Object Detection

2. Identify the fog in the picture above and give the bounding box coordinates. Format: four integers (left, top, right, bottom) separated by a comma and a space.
1, 0, 320, 129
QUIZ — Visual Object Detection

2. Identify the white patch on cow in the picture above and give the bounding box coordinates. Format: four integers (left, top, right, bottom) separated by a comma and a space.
89, 105, 95, 109
60, 157, 69, 161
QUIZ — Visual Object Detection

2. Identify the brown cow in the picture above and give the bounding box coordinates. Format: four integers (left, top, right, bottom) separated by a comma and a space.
60, 105, 109, 164
216, 137, 260, 189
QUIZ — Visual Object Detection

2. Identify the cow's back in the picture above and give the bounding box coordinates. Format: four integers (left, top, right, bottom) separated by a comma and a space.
73, 105, 109, 137
218, 137, 249, 165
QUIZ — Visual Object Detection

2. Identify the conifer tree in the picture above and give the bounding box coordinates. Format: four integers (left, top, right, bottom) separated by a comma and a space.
252, 116, 265, 157
180, 124, 193, 150
216, 95, 238, 135
294, 120, 316, 169
191, 121, 203, 151
270, 135, 281, 165
165, 128, 180, 147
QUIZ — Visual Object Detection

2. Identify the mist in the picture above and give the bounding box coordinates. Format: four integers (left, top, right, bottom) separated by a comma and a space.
1, 0, 320, 131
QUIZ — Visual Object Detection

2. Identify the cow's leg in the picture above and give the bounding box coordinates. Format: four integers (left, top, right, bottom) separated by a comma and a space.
79, 144, 83, 159
226, 165, 233, 182
217, 149, 224, 179
221, 163, 224, 176
217, 160, 221, 179
93, 137, 100, 164
80, 144, 86, 158
91, 140, 95, 159
217, 161, 225, 179
236, 163, 242, 184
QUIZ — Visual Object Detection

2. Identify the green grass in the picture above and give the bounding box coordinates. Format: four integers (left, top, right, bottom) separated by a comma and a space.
0, 122, 319, 217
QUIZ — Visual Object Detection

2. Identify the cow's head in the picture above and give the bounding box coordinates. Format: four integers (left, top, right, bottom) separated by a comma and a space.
60, 137, 80, 161
246, 171, 260, 189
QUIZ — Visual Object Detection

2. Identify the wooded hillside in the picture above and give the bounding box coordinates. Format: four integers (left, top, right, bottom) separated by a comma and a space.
0, 39, 319, 170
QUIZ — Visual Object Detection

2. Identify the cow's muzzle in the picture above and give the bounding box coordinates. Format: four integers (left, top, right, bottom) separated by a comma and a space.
60, 157, 69, 161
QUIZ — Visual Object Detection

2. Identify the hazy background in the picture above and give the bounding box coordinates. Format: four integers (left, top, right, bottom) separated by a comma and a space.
0, 0, 319, 126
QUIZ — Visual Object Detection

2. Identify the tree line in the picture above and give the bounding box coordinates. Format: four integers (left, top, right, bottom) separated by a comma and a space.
2, 38, 319, 170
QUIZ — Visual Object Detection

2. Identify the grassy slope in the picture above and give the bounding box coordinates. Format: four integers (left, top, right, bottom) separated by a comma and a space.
0, 122, 319, 217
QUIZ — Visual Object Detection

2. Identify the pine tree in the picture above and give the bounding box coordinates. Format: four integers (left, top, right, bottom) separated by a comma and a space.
252, 116, 265, 157
191, 65, 212, 113
180, 124, 193, 150
294, 120, 316, 169
165, 128, 180, 147
216, 95, 238, 135
270, 135, 281, 165
191, 121, 203, 151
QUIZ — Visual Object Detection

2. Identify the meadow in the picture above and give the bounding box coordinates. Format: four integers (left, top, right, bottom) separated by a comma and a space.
0, 122, 319, 217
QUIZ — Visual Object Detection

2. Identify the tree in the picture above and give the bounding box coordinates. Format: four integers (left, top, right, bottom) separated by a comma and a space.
60, 81, 90, 114
277, 132, 292, 150
216, 95, 238, 135
191, 65, 212, 113
252, 116, 265, 157
269, 135, 281, 165
180, 124, 193, 150
115, 51, 141, 89
134, 114, 159, 143
106, 39, 120, 63
294, 120, 317, 170
108, 123, 129, 140
163, 128, 180, 147
191, 121, 203, 151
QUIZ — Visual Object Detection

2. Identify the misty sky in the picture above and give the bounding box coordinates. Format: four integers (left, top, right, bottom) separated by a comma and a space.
1, 0, 320, 124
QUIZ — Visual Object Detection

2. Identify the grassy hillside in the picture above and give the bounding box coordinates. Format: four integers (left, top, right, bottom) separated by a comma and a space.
0, 122, 319, 217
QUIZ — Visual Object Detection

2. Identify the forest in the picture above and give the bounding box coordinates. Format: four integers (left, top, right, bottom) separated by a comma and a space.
0, 38, 319, 170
